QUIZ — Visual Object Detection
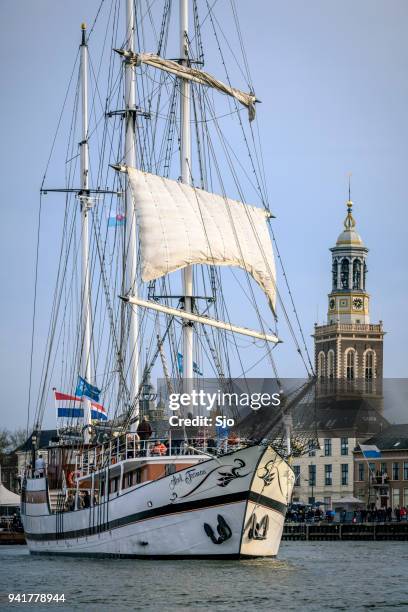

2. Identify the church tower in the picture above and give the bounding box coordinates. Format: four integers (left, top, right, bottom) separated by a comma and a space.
313, 195, 385, 380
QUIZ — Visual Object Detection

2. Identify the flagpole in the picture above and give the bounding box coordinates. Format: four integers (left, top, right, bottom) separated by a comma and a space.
358, 442, 379, 509
53, 387, 59, 438
79, 24, 93, 444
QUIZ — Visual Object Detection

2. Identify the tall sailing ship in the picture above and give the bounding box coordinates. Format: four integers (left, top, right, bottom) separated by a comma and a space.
21, 0, 314, 558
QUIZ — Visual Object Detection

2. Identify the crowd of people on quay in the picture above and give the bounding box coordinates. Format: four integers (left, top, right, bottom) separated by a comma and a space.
349, 506, 407, 523
286, 503, 408, 524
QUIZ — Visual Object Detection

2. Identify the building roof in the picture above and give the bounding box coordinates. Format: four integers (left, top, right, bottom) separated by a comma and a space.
362, 424, 408, 451
15, 430, 58, 453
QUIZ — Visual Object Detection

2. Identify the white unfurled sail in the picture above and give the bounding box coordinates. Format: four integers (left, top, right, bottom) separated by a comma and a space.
127, 167, 277, 313
115, 51, 257, 121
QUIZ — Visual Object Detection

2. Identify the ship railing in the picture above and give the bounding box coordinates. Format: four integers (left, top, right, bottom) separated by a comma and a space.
74, 434, 248, 477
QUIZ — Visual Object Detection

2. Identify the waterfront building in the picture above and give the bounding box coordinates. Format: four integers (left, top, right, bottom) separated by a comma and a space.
291, 402, 389, 507
354, 424, 408, 509
15, 430, 57, 478
292, 194, 386, 508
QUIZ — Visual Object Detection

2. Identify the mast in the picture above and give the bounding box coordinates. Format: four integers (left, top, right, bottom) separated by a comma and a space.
180, 0, 194, 384
80, 23, 92, 443
124, 0, 139, 428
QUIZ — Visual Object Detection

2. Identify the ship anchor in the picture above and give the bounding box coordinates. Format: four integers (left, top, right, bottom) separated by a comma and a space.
203, 515, 232, 545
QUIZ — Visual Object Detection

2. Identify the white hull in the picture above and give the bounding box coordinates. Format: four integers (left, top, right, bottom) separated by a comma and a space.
22, 445, 294, 558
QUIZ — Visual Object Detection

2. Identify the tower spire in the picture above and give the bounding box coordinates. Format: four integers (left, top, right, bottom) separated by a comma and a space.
344, 174, 356, 230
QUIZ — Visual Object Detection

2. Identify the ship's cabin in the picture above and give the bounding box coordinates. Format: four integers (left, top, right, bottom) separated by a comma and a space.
41, 432, 245, 513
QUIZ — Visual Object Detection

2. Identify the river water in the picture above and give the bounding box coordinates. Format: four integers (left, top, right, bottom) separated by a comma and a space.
0, 542, 407, 611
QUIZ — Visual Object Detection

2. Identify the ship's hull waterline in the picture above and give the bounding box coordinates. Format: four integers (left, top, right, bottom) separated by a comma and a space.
21, 445, 294, 558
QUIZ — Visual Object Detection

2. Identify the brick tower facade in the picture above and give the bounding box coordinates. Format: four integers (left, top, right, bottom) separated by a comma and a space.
313, 197, 385, 381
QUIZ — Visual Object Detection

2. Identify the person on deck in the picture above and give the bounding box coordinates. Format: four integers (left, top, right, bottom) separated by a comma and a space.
137, 417, 152, 456
82, 490, 91, 509
151, 441, 167, 456
35, 455, 46, 478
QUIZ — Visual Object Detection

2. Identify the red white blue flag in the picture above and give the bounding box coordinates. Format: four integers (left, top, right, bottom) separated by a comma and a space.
53, 390, 108, 421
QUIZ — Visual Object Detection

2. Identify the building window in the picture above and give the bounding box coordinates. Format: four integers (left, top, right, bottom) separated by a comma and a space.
318, 352, 326, 378
327, 350, 335, 378
404, 462, 408, 481
308, 440, 316, 457
381, 462, 387, 476
324, 439, 332, 456
345, 349, 356, 380
364, 350, 375, 380
392, 463, 400, 481
332, 260, 338, 289
341, 437, 348, 456
404, 488, 408, 507
341, 258, 349, 289
341, 464, 349, 486
353, 259, 362, 289
324, 496, 332, 510
325, 464, 332, 486
293, 465, 300, 487
308, 464, 316, 487
392, 489, 400, 509
358, 463, 365, 481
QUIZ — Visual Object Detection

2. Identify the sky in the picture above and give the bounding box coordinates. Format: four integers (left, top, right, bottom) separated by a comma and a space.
0, 0, 407, 430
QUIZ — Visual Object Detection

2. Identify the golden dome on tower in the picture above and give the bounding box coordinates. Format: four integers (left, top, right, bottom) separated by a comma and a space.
336, 199, 364, 246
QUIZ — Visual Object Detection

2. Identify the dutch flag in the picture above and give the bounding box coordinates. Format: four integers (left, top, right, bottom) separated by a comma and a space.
54, 390, 108, 421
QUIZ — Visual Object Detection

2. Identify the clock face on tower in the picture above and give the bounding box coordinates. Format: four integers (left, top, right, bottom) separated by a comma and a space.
353, 297, 363, 310
329, 298, 335, 310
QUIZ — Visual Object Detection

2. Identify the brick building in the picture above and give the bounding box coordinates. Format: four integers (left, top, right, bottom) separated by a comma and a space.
354, 424, 408, 509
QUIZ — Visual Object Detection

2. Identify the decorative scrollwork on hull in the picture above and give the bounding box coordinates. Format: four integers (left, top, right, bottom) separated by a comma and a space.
217, 459, 249, 487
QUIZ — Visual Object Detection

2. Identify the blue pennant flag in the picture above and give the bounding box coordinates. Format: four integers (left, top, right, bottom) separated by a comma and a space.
177, 352, 203, 376
360, 444, 381, 459
75, 376, 101, 402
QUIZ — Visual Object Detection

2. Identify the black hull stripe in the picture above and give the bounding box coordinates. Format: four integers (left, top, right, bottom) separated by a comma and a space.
30, 551, 276, 560
25, 491, 286, 542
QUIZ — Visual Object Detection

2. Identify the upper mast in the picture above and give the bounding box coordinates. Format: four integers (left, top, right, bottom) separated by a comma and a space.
79, 23, 93, 443
180, 0, 194, 384
124, 0, 139, 428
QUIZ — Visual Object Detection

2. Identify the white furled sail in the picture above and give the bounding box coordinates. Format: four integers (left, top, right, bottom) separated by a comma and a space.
114, 50, 257, 121
127, 167, 277, 313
